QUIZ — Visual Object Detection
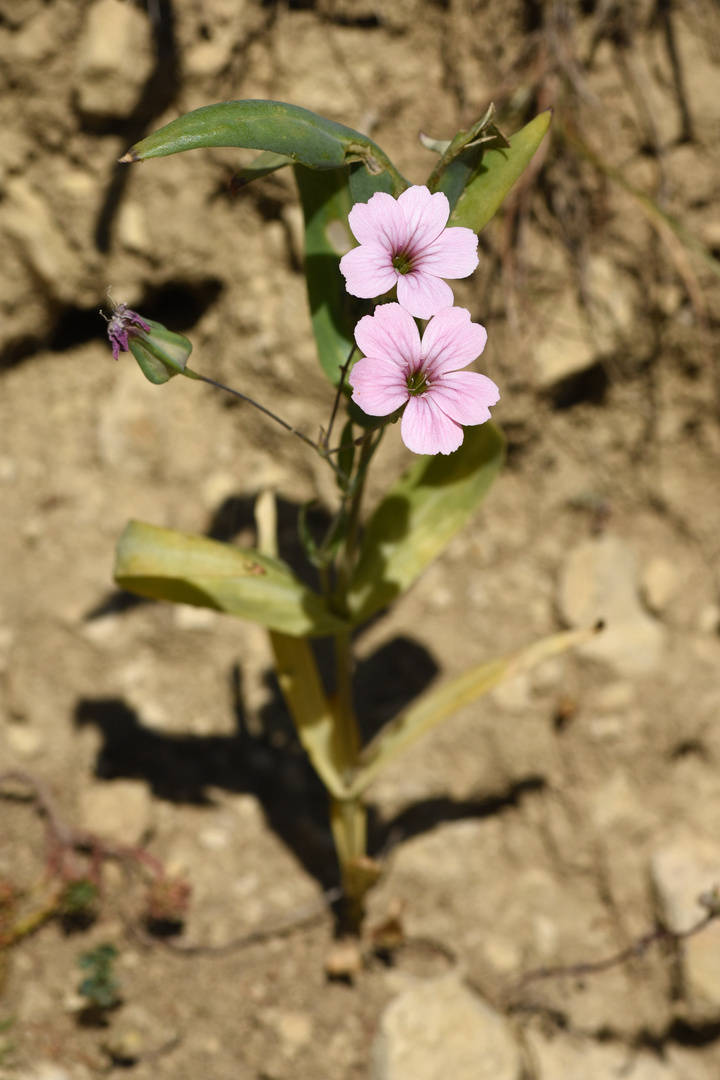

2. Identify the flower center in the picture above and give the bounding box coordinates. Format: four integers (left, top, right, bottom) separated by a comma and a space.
406, 369, 429, 395
392, 251, 413, 276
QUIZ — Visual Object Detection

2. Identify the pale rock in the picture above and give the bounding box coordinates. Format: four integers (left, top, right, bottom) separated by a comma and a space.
198, 826, 230, 851
117, 201, 150, 253
0, 177, 83, 303
4, 720, 42, 759
527, 1029, 681, 1080
371, 974, 522, 1080
641, 557, 680, 615
102, 1003, 179, 1063
533, 292, 596, 389
585, 254, 636, 349
558, 535, 666, 675
590, 770, 647, 830
184, 36, 234, 78
78, 779, 152, 845
592, 680, 636, 711
10, 7, 59, 63
74, 0, 155, 119
651, 836, 720, 1020
697, 604, 720, 635
173, 603, 218, 631
12, 1065, 74, 1080
260, 1008, 313, 1058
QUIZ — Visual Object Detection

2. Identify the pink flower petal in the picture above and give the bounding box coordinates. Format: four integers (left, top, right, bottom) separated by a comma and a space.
422, 306, 487, 374
429, 370, 500, 425
349, 356, 409, 416
396, 272, 455, 320
348, 192, 408, 251
397, 186, 450, 250
417, 226, 479, 278
401, 394, 465, 455
354, 304, 422, 370
340, 244, 397, 299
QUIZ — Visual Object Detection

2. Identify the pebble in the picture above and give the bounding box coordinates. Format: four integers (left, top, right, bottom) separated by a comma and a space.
697, 604, 720, 635
371, 974, 522, 1080
4, 720, 43, 759
558, 535, 666, 675
650, 836, 720, 1019
74, 0, 155, 119
641, 556, 680, 615
78, 779, 152, 845
532, 293, 597, 388
0, 177, 80, 303
260, 1008, 314, 1058
526, 1029, 683, 1079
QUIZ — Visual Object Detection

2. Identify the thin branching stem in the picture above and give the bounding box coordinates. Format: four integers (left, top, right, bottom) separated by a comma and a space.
322, 342, 358, 452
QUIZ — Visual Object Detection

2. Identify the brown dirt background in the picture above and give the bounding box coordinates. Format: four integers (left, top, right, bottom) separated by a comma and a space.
1, 0, 720, 1077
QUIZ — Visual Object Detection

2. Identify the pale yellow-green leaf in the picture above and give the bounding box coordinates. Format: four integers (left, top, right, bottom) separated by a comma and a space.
347, 625, 599, 797
115, 520, 348, 638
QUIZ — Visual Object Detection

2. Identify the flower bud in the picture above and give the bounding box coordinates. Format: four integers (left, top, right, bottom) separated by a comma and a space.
105, 299, 193, 384
128, 318, 193, 384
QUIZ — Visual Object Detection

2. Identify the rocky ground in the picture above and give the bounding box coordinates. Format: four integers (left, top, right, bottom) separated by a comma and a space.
1, 0, 720, 1078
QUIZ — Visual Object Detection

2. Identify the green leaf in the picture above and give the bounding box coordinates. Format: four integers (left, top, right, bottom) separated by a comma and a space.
120, 99, 405, 190
114, 521, 349, 637
294, 164, 369, 385
450, 110, 552, 232
426, 104, 511, 213
347, 422, 505, 624
347, 625, 600, 797
231, 150, 294, 190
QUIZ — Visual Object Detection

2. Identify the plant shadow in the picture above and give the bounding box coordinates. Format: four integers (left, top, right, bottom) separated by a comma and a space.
78, 494, 545, 892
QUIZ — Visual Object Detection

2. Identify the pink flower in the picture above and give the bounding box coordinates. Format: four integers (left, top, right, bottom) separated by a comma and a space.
339, 186, 479, 320
349, 304, 499, 456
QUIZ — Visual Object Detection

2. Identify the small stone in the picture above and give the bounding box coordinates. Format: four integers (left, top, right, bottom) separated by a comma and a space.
117, 201, 150, 254
527, 1029, 680, 1079
533, 293, 596, 389
0, 178, 81, 303
13, 1065, 74, 1080
78, 779, 152, 845
650, 836, 720, 934
74, 0, 155, 119
697, 604, 720, 635
173, 604, 218, 631
651, 836, 720, 1020
371, 974, 522, 1080
325, 938, 363, 980
4, 720, 42, 759
558, 535, 666, 676
260, 1008, 313, 1058
198, 826, 230, 851
641, 557, 680, 615
590, 771, 647, 830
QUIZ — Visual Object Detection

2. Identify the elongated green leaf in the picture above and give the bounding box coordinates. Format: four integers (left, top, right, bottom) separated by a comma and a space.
120, 99, 405, 189
270, 632, 350, 799
450, 110, 552, 232
295, 165, 370, 385
347, 625, 599, 797
347, 422, 505, 623
114, 521, 349, 637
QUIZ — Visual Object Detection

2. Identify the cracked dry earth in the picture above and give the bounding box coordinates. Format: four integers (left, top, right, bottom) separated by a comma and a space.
1, 0, 720, 1078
